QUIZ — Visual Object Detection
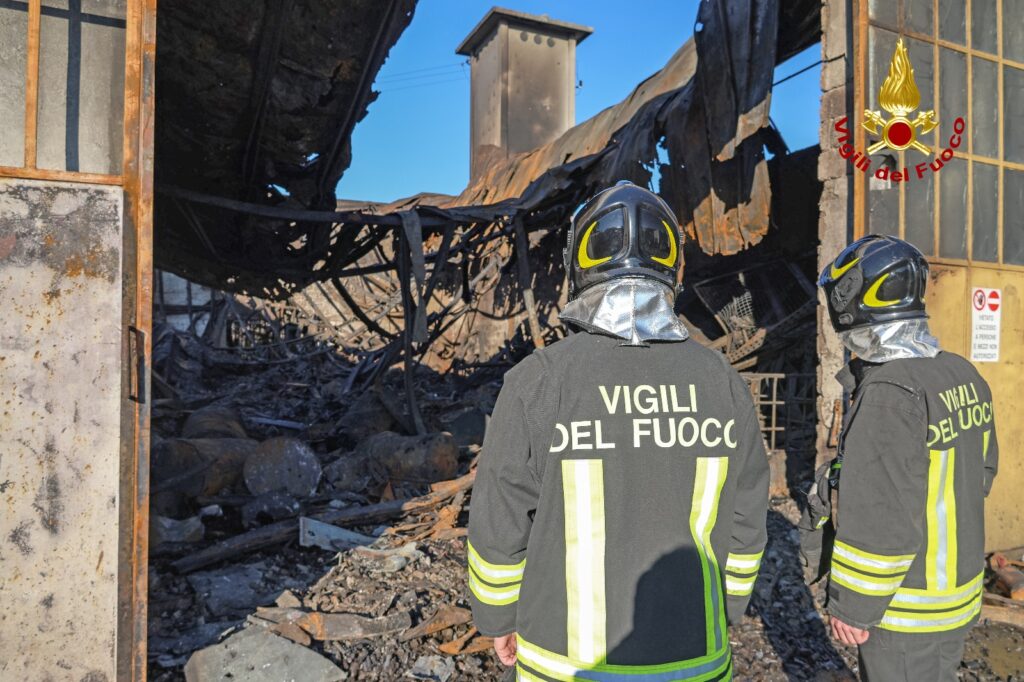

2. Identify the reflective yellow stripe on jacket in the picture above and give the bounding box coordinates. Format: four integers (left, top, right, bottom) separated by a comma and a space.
563, 459, 608, 666
829, 540, 914, 597
691, 457, 729, 656
467, 540, 525, 606
543, 456, 731, 678
724, 550, 763, 597
926, 448, 957, 591
880, 572, 983, 633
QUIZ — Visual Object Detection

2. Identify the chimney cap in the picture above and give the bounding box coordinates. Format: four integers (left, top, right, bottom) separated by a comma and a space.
456, 6, 593, 56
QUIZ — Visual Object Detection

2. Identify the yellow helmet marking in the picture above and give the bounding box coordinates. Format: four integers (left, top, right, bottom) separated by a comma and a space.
830, 256, 860, 280
577, 221, 612, 268
651, 220, 678, 267
863, 272, 901, 307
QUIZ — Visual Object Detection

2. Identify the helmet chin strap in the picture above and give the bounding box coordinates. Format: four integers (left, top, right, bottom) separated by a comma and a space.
558, 277, 689, 346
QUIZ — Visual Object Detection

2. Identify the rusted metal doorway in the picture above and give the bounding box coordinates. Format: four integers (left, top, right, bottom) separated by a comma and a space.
0, 1, 156, 679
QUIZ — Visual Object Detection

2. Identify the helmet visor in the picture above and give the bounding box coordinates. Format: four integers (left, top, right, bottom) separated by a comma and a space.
577, 207, 625, 268
638, 204, 677, 267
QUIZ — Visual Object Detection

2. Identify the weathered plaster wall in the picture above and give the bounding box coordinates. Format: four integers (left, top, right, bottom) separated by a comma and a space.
0, 178, 123, 681
816, 0, 851, 466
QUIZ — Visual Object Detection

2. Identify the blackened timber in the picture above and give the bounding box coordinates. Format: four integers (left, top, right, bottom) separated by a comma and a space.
397, 229, 426, 435
331, 278, 396, 339
514, 218, 545, 349
171, 471, 477, 573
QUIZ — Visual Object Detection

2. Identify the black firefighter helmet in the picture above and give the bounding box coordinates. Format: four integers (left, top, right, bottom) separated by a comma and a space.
563, 181, 682, 298
818, 235, 929, 332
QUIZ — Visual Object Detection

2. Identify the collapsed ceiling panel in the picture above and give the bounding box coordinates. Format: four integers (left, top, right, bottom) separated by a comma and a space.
155, 0, 417, 287
154, 0, 819, 296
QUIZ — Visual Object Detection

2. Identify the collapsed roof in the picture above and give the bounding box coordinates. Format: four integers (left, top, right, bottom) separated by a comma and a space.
154, 0, 820, 296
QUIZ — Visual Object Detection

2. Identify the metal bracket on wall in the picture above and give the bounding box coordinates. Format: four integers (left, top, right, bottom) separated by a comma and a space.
128, 325, 147, 404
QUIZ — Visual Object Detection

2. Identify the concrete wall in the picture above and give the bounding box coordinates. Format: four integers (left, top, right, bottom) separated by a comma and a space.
469, 24, 505, 178
506, 27, 574, 156
0, 178, 124, 681
816, 0, 851, 466
468, 20, 577, 178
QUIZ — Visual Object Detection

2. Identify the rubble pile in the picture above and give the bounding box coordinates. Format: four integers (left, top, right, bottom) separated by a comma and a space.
146, 327, 1024, 681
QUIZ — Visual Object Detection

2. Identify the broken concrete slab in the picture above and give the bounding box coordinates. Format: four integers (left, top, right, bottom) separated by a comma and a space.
275, 589, 303, 609
149, 620, 242, 659
186, 562, 281, 617
254, 606, 307, 625
183, 627, 345, 682
150, 514, 205, 546
243, 437, 322, 497
407, 655, 455, 682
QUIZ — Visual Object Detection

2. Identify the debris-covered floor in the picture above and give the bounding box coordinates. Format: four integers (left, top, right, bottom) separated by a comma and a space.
146, 334, 1024, 682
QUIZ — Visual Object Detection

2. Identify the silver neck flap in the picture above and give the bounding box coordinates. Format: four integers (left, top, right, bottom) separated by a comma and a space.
838, 318, 940, 363
558, 277, 690, 346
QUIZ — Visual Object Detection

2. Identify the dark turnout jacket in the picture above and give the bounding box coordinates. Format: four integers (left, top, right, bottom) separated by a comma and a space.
467, 331, 769, 681
828, 352, 998, 635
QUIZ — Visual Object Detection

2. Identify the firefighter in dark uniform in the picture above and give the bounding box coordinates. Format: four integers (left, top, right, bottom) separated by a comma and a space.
817, 235, 999, 681
466, 181, 770, 681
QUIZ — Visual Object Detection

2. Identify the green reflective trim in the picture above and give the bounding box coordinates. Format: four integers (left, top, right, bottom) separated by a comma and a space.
690, 457, 729, 656
516, 636, 731, 681
562, 459, 607, 666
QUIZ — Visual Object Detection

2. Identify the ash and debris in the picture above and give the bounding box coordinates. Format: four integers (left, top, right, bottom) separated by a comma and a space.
147, 329, 1024, 681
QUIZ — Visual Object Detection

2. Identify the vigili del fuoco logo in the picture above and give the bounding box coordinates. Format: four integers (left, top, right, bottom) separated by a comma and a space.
833, 37, 965, 183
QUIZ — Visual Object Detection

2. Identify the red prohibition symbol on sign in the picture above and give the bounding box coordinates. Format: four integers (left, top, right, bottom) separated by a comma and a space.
974, 289, 986, 310
987, 290, 1000, 312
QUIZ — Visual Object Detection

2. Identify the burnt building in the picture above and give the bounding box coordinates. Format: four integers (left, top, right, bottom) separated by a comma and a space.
0, 0, 1021, 678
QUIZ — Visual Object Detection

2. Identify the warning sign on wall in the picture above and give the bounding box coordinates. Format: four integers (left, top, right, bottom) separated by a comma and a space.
970, 287, 1001, 362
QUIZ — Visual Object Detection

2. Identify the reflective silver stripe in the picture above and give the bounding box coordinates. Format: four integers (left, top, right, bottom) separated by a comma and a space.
934, 450, 950, 590
725, 554, 761, 571
832, 543, 914, 571
725, 576, 755, 595
469, 577, 520, 602
831, 565, 903, 593
890, 573, 983, 606
467, 548, 524, 582
563, 459, 607, 665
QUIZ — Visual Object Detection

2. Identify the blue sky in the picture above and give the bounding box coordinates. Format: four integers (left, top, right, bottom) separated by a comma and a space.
337, 1, 822, 203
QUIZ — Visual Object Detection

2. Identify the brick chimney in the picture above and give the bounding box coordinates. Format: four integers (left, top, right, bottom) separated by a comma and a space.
456, 7, 592, 180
